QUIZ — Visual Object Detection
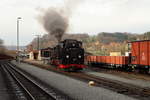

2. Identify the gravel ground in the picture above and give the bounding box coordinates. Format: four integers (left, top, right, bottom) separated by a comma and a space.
84, 69, 150, 88
24, 59, 150, 88
12, 61, 137, 100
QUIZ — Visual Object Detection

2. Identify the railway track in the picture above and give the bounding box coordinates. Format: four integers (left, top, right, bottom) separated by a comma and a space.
69, 72, 150, 99
88, 64, 150, 75
23, 61, 150, 100
1, 61, 70, 100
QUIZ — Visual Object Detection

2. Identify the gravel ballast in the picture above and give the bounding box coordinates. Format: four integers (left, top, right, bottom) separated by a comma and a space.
85, 71, 150, 88
12, 61, 137, 100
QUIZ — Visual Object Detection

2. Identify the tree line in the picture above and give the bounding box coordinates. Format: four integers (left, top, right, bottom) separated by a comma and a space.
27, 32, 150, 55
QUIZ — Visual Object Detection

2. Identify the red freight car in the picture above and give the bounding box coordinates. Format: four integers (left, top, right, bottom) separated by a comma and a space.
88, 56, 97, 64
119, 56, 129, 68
111, 56, 116, 65
131, 41, 140, 65
93, 56, 97, 63
139, 41, 148, 65
102, 56, 106, 64
90, 56, 94, 62
130, 40, 150, 72
86, 56, 91, 64
96, 56, 101, 63
106, 56, 111, 64
116, 56, 120, 65
86, 40, 150, 73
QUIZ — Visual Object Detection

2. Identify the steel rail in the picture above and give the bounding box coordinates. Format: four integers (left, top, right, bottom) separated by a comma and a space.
4, 63, 57, 100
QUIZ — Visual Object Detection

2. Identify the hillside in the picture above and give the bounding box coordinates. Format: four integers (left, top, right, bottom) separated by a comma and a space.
27, 32, 150, 55
6, 46, 26, 51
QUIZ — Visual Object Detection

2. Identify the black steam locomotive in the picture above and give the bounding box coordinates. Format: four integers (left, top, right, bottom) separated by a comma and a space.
41, 39, 86, 71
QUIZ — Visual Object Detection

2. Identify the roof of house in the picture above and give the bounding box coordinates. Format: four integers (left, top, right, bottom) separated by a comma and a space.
129, 40, 150, 43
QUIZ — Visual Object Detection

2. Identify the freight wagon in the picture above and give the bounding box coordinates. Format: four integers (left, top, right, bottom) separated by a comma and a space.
86, 40, 150, 73
87, 56, 129, 69
130, 40, 150, 73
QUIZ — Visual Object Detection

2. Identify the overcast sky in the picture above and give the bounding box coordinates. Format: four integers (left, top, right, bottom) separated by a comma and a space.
0, 0, 150, 46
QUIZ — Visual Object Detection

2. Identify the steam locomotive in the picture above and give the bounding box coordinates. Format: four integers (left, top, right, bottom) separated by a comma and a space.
41, 39, 86, 71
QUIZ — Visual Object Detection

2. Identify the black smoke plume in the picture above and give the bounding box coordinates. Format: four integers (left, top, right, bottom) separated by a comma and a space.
39, 8, 68, 42
38, 0, 84, 42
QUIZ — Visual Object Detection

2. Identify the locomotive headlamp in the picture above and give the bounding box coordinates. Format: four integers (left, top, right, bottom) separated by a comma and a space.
78, 55, 82, 58
66, 55, 69, 58
72, 44, 75, 46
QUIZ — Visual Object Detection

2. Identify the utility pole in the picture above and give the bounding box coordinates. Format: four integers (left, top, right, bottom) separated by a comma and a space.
17, 17, 22, 63
35, 35, 40, 50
